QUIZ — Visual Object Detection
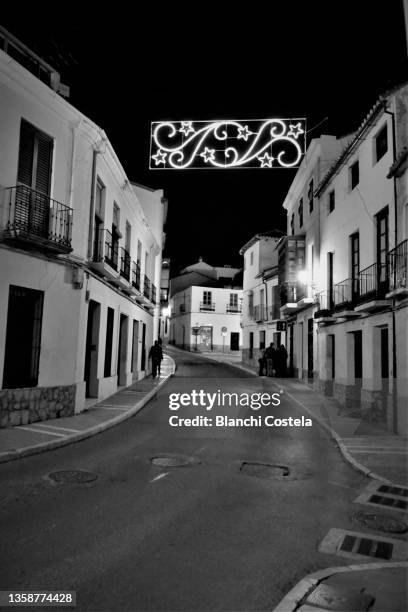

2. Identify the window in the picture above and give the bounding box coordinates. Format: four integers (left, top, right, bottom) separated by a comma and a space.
248, 292, 254, 317
375, 124, 388, 163
203, 291, 212, 305
93, 178, 105, 260
17, 120, 53, 195
104, 308, 114, 377
308, 180, 314, 213
376, 207, 389, 286
229, 293, 238, 307
249, 332, 254, 359
3, 286, 44, 388
259, 330, 266, 350
350, 160, 359, 190
327, 252, 334, 308
328, 190, 335, 213
125, 221, 131, 253
298, 198, 303, 228
350, 232, 360, 299
290, 213, 295, 235
112, 202, 120, 233
250, 251, 254, 265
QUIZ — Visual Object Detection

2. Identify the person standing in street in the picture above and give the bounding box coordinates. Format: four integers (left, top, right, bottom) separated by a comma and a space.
149, 340, 163, 379
276, 344, 288, 377
265, 342, 276, 377
258, 347, 267, 376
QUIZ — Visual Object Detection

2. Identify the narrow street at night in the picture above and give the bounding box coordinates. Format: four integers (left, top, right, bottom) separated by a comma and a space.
0, 350, 376, 612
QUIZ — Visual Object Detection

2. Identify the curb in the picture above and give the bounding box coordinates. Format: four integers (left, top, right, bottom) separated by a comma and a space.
272, 561, 408, 612
0, 355, 176, 464
188, 350, 396, 486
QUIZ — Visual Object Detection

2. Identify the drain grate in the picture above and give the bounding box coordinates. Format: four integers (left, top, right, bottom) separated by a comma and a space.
339, 534, 393, 559
369, 494, 408, 511
151, 455, 194, 467
48, 470, 98, 484
378, 485, 408, 498
240, 462, 289, 479
319, 528, 408, 561
351, 510, 408, 534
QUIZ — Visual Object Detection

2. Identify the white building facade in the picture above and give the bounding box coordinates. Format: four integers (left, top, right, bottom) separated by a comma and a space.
0, 35, 165, 427
240, 231, 285, 369
170, 285, 243, 352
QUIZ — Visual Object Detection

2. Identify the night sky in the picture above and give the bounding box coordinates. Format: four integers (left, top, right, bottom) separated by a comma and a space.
2, 4, 407, 274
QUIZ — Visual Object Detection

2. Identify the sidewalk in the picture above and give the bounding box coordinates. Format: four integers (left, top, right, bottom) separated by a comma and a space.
179, 347, 408, 486
0, 354, 175, 464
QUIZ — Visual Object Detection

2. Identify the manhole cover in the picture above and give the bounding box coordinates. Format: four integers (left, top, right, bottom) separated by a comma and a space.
240, 462, 289, 479
151, 455, 194, 467
351, 510, 408, 534
48, 470, 98, 484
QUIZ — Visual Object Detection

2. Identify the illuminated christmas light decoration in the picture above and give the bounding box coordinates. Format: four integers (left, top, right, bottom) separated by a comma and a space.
149, 118, 306, 170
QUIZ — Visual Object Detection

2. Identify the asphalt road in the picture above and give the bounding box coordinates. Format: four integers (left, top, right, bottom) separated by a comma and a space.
0, 349, 369, 612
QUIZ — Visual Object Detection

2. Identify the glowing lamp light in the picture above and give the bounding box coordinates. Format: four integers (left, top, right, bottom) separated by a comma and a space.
298, 270, 308, 285
161, 306, 170, 317
150, 118, 306, 170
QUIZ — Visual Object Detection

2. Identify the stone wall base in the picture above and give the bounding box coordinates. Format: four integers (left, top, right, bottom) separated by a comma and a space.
0, 385, 76, 428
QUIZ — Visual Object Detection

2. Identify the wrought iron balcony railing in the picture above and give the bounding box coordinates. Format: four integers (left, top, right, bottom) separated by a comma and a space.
4, 185, 73, 252
119, 247, 130, 281
143, 275, 151, 299
314, 290, 334, 318
333, 278, 360, 310
200, 301, 215, 311
269, 305, 281, 320
93, 227, 118, 270
358, 262, 388, 301
226, 303, 242, 313
280, 281, 306, 305
132, 261, 141, 290
388, 239, 408, 293
151, 284, 157, 305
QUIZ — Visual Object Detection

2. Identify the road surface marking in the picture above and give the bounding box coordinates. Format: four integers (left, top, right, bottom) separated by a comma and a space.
96, 406, 129, 411
32, 423, 80, 433
18, 426, 66, 437
150, 472, 169, 482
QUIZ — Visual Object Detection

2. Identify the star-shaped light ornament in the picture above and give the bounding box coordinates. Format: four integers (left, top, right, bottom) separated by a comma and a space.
179, 121, 195, 137
200, 147, 216, 163
258, 152, 274, 168
287, 122, 304, 139
237, 125, 253, 141
152, 149, 167, 166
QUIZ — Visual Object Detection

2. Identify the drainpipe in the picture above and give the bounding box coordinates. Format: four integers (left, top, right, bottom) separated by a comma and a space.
384, 105, 398, 429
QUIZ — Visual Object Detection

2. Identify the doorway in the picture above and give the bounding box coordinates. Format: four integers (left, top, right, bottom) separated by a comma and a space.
307, 318, 313, 380
141, 322, 146, 371
117, 314, 128, 386
354, 330, 363, 384
84, 300, 100, 397
230, 332, 239, 351
131, 320, 139, 380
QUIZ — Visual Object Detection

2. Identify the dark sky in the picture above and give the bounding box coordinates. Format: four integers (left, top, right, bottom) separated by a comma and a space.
2, 4, 407, 274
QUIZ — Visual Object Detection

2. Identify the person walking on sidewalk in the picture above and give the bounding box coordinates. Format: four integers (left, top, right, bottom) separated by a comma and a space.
149, 340, 163, 379
264, 342, 276, 377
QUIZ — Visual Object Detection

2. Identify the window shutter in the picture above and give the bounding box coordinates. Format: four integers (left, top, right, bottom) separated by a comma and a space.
17, 121, 35, 187
35, 134, 53, 195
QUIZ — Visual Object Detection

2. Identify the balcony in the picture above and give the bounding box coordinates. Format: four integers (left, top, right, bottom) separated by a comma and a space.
333, 278, 360, 318
3, 185, 73, 253
314, 291, 335, 323
387, 239, 408, 299
110, 247, 132, 293
279, 281, 307, 315
132, 262, 141, 291
226, 303, 242, 314
89, 227, 119, 281
143, 275, 151, 300
200, 301, 215, 311
354, 262, 390, 313
269, 305, 280, 321
253, 304, 267, 322
151, 284, 157, 305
